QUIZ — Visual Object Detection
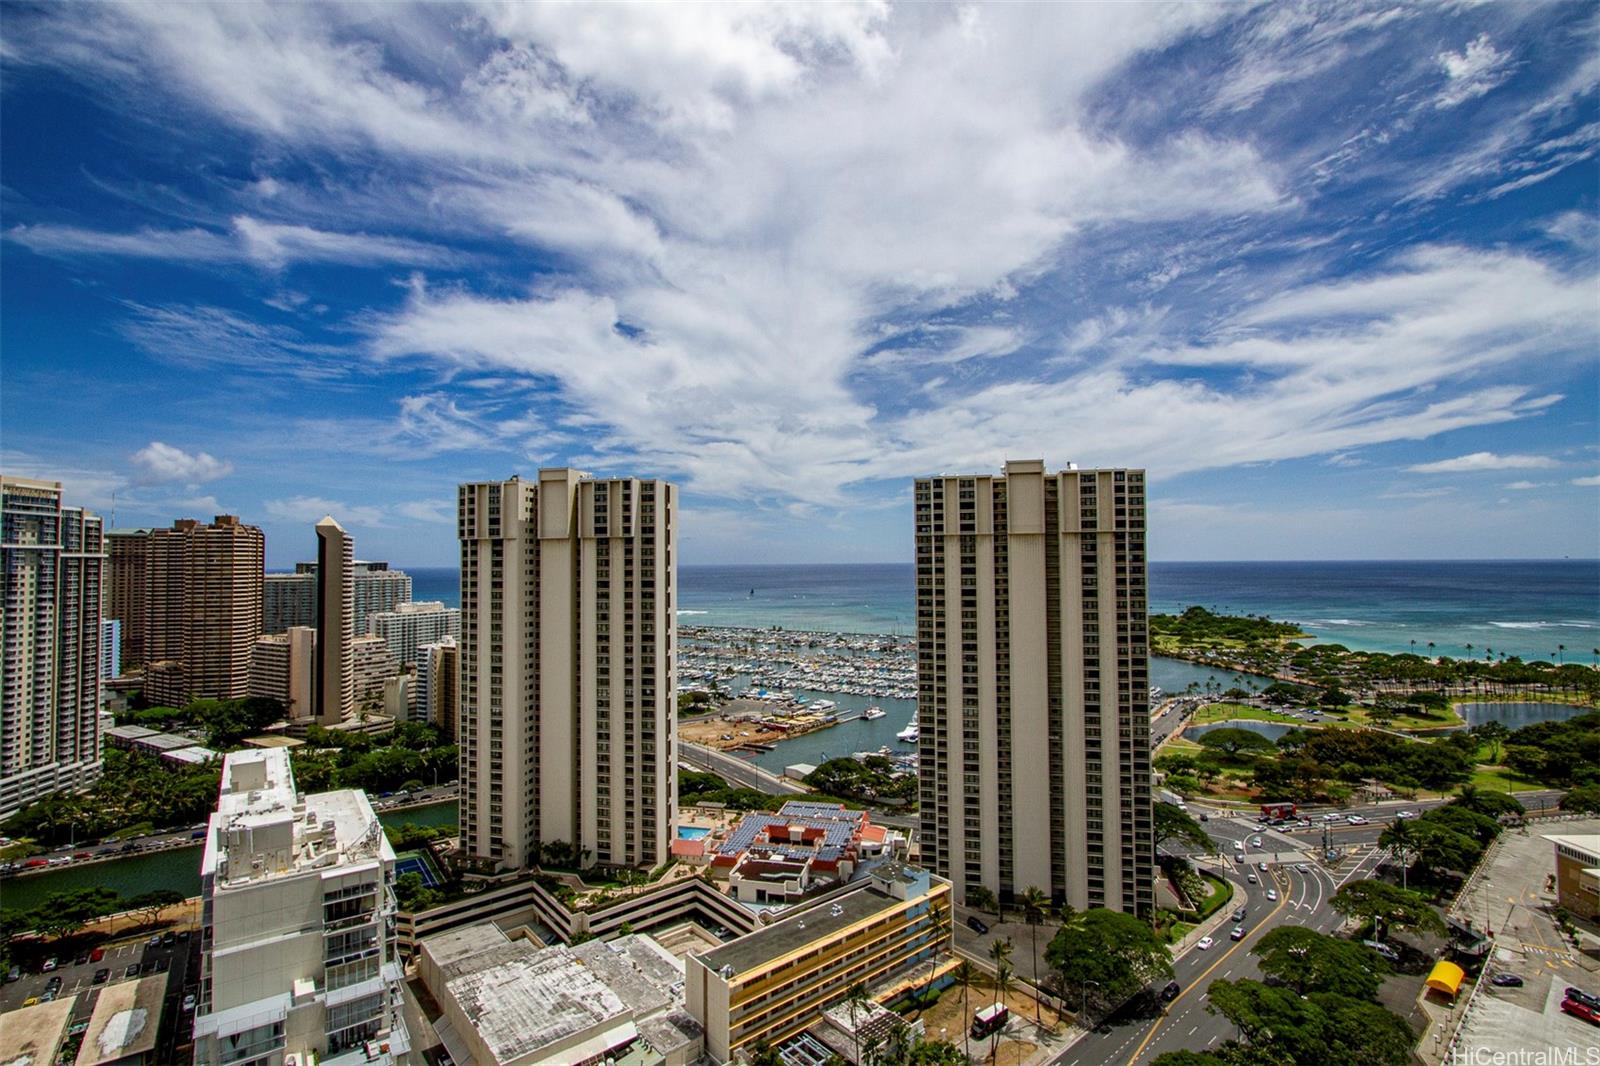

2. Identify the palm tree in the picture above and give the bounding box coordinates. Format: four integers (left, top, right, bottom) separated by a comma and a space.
955, 960, 977, 1061
1019, 887, 1048, 1025
1557, 644, 1566, 666
990, 962, 1014, 1063
846, 980, 871, 1066
1380, 818, 1416, 891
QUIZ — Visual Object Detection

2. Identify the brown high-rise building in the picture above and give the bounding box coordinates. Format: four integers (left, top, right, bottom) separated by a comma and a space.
915, 461, 1153, 915
134, 516, 264, 707
106, 528, 151, 667
457, 469, 677, 872
314, 516, 354, 725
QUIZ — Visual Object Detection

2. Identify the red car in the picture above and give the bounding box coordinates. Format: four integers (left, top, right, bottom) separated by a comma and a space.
1560, 998, 1600, 1027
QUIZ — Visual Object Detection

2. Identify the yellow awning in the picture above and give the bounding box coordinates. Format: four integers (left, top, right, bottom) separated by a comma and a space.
1425, 960, 1466, 997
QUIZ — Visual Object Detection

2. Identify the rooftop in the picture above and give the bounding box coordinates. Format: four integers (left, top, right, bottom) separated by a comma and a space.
76, 975, 167, 1066
1546, 833, 1600, 861
201, 748, 390, 885
697, 879, 913, 980
716, 801, 867, 863
0, 994, 77, 1066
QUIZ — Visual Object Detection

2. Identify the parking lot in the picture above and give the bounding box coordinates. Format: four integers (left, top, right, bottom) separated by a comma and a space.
2, 926, 200, 1063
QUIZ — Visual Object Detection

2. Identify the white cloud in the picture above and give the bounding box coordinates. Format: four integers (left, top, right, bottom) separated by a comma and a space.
394, 500, 453, 524
1380, 487, 1457, 500
1573, 475, 1600, 487
263, 495, 387, 527
1407, 452, 1560, 474
1435, 34, 1513, 109
130, 441, 234, 485
1502, 480, 1549, 490
6, 216, 455, 269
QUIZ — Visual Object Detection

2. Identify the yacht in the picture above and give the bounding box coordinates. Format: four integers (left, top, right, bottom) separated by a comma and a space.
896, 721, 920, 743
862, 706, 886, 720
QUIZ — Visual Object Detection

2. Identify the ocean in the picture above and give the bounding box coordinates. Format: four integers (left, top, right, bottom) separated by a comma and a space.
410, 559, 1599, 663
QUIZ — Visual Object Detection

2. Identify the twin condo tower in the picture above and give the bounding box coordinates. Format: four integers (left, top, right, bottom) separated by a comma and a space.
456, 462, 1152, 914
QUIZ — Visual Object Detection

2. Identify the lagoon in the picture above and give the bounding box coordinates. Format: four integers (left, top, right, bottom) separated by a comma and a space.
1453, 701, 1592, 729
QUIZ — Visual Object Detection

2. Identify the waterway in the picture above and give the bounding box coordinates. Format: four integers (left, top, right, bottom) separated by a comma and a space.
1452, 701, 1593, 729
1, 800, 459, 912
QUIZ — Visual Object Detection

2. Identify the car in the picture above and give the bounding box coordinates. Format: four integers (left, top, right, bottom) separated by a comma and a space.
1323, 812, 1339, 821
40, 958, 57, 973
46, 976, 62, 991
1257, 861, 1268, 871
22, 996, 38, 1007
1198, 813, 1209, 822
1196, 936, 1215, 950
1567, 986, 1600, 1011
161, 932, 176, 945
90, 947, 105, 963
1160, 981, 1181, 1001
1247, 873, 1258, 884
74, 851, 92, 859
147, 934, 161, 946
4, 966, 19, 983
1491, 973, 1524, 987
178, 930, 191, 940
93, 968, 110, 985
1250, 836, 1263, 848
1232, 907, 1247, 922
1560, 998, 1600, 1026
140, 960, 156, 974
74, 952, 90, 965
1266, 890, 1278, 901
1233, 840, 1245, 852
125, 964, 140, 978
966, 915, 989, 935
1296, 863, 1310, 873
1361, 939, 1400, 962
1347, 815, 1367, 825
1233, 854, 1244, 864
182, 993, 197, 1012
1396, 810, 1417, 819
1230, 926, 1246, 941
39, 989, 57, 1002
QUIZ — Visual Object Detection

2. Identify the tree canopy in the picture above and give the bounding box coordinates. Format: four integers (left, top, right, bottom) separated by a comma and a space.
1044, 907, 1173, 1013
1196, 728, 1277, 758
1154, 801, 1214, 853
1329, 879, 1445, 941
1204, 980, 1414, 1066
1252, 927, 1388, 999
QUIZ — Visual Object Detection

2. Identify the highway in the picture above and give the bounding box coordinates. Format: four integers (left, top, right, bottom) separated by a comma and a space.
680, 742, 808, 795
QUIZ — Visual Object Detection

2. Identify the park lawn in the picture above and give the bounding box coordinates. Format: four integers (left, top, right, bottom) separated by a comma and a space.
1191, 702, 1301, 725
1469, 765, 1543, 793
1164, 737, 1204, 754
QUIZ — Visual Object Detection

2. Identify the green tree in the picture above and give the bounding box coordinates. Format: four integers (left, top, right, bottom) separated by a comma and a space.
954, 959, 977, 1061
1253, 927, 1388, 999
1312, 992, 1416, 1066
1045, 908, 1173, 1016
846, 980, 871, 1066
748, 1040, 783, 1066
1196, 727, 1278, 759
967, 884, 998, 915
1329, 880, 1445, 942
1407, 820, 1483, 875
33, 887, 121, 939
1154, 802, 1213, 853
990, 961, 1013, 1064
1560, 783, 1600, 814
126, 889, 186, 928
1151, 1054, 1232, 1066
1020, 887, 1049, 1025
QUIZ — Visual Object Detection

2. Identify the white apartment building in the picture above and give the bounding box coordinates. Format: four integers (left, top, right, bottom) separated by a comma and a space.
266, 563, 413, 636
367, 601, 460, 668
0, 475, 105, 818
457, 469, 676, 872
250, 626, 315, 720
915, 461, 1154, 915
194, 748, 410, 1066
413, 637, 457, 737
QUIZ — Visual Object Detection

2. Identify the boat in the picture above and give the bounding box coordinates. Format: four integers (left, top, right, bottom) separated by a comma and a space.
810, 699, 837, 712
896, 722, 920, 743
862, 706, 886, 720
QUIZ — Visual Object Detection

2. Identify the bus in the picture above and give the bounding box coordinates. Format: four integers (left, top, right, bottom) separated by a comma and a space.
1260, 801, 1297, 821
971, 1003, 1009, 1039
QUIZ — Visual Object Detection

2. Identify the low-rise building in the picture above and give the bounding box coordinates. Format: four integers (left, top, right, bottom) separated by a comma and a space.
1547, 833, 1600, 921
0, 994, 77, 1066
194, 748, 410, 1066
418, 923, 702, 1066
685, 863, 954, 1062
77, 975, 165, 1065
101, 723, 218, 767
711, 801, 896, 904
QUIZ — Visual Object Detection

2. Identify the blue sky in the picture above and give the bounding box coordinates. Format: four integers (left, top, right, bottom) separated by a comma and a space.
2, 2, 1596, 567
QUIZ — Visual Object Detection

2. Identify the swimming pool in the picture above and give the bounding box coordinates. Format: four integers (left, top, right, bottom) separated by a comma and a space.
677, 826, 712, 840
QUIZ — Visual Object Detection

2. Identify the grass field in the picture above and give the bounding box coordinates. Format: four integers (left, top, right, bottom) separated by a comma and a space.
1191, 702, 1301, 725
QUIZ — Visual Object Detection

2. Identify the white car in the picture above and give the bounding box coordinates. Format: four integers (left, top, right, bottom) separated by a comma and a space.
1247, 873, 1258, 884
1196, 936, 1215, 950
1323, 812, 1340, 821
1347, 815, 1367, 825
1266, 889, 1278, 901
1250, 836, 1263, 847
1295, 863, 1310, 873
1396, 810, 1417, 820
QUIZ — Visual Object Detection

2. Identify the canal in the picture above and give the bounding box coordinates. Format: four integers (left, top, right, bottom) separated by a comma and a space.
0, 800, 458, 911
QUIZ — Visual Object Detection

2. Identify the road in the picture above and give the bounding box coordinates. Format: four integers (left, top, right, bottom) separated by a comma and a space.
680, 742, 807, 795
1044, 789, 1565, 1065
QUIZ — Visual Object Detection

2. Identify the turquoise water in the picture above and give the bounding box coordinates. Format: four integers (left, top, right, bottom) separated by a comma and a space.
676, 826, 711, 840
1, 800, 460, 911
414, 560, 1600, 661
